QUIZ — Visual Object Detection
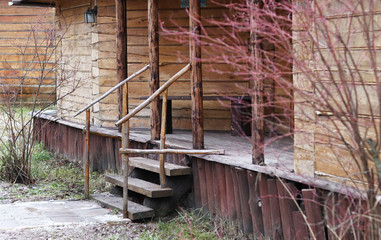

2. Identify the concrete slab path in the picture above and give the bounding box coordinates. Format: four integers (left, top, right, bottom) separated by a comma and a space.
0, 200, 129, 230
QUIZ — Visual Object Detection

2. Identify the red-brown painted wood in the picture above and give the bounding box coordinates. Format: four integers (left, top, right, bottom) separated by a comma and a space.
267, 179, 283, 239
197, 159, 208, 211
216, 163, 227, 216
293, 211, 309, 240
192, 158, 202, 208
236, 168, 253, 234
302, 189, 326, 240
225, 165, 237, 220
277, 179, 297, 240
212, 163, 221, 216
189, 0, 204, 149
258, 173, 272, 237
204, 161, 215, 214
247, 170, 264, 237
231, 166, 243, 229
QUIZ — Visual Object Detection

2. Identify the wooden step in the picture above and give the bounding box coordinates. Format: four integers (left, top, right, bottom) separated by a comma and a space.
129, 157, 191, 176
104, 174, 173, 198
92, 192, 154, 221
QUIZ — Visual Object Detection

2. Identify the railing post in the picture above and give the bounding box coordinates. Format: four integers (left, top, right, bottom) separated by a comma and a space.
159, 90, 168, 187
85, 109, 90, 199
122, 81, 129, 218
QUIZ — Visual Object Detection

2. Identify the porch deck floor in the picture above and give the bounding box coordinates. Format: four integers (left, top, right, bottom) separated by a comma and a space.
130, 130, 294, 173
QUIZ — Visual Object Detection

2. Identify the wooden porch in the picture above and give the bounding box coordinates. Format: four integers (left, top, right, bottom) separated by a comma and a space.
34, 114, 359, 238
130, 129, 294, 172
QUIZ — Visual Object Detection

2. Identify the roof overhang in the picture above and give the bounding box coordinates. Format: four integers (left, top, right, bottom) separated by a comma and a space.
9, 0, 55, 7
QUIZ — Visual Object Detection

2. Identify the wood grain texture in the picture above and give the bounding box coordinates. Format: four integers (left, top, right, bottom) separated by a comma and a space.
148, 0, 160, 140
0, 0, 55, 103
190, 0, 204, 149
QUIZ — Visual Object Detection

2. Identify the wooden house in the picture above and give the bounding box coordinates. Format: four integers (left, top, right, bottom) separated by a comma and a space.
0, 0, 55, 103
18, 0, 381, 238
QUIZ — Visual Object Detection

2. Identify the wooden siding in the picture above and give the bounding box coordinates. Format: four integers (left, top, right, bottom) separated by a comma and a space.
56, 0, 293, 133
56, 0, 96, 124
293, 1, 381, 181
0, 0, 55, 103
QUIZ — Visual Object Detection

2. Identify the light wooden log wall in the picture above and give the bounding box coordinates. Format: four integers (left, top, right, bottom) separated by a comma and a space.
0, 0, 55, 103
56, 0, 293, 133
293, 0, 381, 182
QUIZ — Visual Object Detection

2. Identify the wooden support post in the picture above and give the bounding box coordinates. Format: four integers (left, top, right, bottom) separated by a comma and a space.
116, 0, 129, 218
85, 109, 90, 199
249, 0, 264, 164
122, 83, 129, 219
190, 0, 204, 149
149, 0, 160, 140
116, 0, 127, 123
159, 90, 168, 187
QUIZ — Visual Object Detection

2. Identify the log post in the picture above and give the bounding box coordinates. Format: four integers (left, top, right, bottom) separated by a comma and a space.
149, 0, 160, 140
190, 0, 204, 149
85, 109, 90, 199
159, 90, 168, 187
116, 0, 129, 218
116, 0, 127, 123
249, 0, 264, 164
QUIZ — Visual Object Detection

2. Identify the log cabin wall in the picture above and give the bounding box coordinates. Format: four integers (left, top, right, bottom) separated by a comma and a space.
55, 0, 293, 132
55, 0, 99, 124
0, 0, 55, 103
293, 1, 381, 182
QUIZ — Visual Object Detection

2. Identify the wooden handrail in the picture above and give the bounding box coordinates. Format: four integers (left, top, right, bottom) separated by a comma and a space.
73, 64, 150, 117
115, 64, 190, 127
120, 148, 225, 155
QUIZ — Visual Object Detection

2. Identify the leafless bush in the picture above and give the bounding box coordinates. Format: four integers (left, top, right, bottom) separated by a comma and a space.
0, 12, 81, 184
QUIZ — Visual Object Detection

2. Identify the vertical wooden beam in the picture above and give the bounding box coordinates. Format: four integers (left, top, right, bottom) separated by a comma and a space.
302, 189, 326, 240
293, 211, 310, 240
258, 174, 272, 237
225, 165, 237, 220
267, 179, 283, 239
236, 168, 253, 235
247, 171, 264, 237
116, 0, 129, 218
192, 159, 202, 208
190, 0, 204, 149
85, 109, 90, 199
249, 0, 264, 164
159, 90, 168, 187
148, 0, 160, 140
116, 0, 127, 122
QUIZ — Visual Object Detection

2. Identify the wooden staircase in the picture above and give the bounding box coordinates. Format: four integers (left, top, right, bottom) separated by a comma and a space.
92, 156, 192, 221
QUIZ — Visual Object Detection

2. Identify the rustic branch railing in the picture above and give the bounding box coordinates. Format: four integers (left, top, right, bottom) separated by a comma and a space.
120, 149, 225, 155
115, 63, 225, 217
72, 64, 150, 199
73, 64, 150, 118
115, 64, 191, 127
